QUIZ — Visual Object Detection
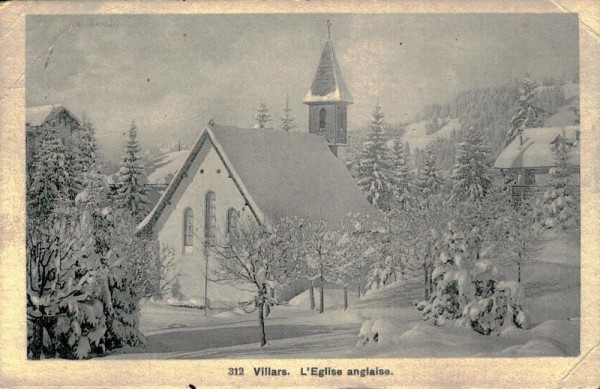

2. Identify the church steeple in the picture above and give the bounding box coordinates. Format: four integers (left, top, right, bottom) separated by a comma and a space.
303, 20, 353, 158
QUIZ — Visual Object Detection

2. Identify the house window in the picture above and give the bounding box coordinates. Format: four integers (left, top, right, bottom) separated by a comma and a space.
226, 208, 239, 242
205, 191, 216, 246
319, 108, 326, 131
183, 208, 194, 253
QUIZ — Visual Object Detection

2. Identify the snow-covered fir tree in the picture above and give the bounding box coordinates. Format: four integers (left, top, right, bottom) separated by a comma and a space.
417, 221, 469, 325
389, 137, 413, 210
416, 145, 444, 196
451, 126, 492, 202
416, 220, 530, 335
113, 121, 150, 222
26, 203, 103, 359
28, 126, 71, 219
505, 76, 543, 146
354, 104, 395, 212
280, 95, 296, 132
254, 102, 272, 129
70, 119, 99, 196
540, 136, 579, 230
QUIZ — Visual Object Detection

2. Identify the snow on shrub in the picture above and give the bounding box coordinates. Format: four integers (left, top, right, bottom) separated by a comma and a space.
356, 319, 402, 348
416, 222, 530, 335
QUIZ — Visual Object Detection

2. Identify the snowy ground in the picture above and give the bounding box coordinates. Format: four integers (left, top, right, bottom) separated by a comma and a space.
104, 233, 579, 359
400, 118, 462, 151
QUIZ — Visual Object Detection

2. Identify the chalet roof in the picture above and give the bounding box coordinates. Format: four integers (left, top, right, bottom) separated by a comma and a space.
26, 105, 80, 127
138, 125, 378, 236
494, 126, 580, 169
303, 39, 353, 104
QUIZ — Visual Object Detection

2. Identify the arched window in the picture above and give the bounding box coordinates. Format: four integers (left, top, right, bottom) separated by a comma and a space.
183, 208, 194, 251
226, 208, 239, 241
205, 191, 216, 245
319, 107, 326, 131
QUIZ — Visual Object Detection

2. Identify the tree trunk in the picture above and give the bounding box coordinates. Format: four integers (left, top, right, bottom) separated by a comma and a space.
343, 286, 348, 311
358, 284, 361, 298
30, 314, 44, 360
309, 280, 315, 310
258, 285, 267, 347
428, 266, 433, 296
319, 272, 325, 314
518, 261, 522, 283
424, 263, 429, 300
258, 302, 267, 347
204, 246, 209, 317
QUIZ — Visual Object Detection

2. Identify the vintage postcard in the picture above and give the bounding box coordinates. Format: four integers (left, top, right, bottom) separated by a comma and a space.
1, 1, 599, 387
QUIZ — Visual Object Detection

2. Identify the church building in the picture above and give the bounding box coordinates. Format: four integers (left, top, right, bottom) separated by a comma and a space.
137, 25, 377, 307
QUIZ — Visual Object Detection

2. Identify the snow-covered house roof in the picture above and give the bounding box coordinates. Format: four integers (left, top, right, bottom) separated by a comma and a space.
303, 39, 353, 104
494, 126, 580, 169
137, 124, 378, 236
26, 105, 80, 127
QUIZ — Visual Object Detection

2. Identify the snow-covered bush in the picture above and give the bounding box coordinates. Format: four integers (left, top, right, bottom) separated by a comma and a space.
455, 263, 529, 335
356, 319, 402, 348
416, 221, 530, 335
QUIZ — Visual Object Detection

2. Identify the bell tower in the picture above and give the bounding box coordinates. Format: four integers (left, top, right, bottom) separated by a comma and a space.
303, 20, 353, 159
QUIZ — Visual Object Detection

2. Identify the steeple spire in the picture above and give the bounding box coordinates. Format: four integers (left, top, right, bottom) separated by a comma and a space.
303, 22, 353, 159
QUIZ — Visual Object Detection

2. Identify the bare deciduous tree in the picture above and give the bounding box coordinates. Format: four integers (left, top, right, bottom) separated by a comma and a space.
210, 217, 305, 346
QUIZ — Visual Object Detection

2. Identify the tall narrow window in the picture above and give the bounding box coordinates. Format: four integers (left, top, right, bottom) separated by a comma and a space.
183, 208, 194, 252
226, 208, 239, 242
319, 107, 327, 131
205, 191, 216, 246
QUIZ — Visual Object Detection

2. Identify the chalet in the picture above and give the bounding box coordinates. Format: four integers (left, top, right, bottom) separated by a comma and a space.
26, 105, 81, 167
494, 126, 580, 199
137, 26, 378, 307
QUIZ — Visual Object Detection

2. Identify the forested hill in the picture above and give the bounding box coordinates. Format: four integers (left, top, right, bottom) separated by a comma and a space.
348, 78, 580, 172
408, 80, 579, 170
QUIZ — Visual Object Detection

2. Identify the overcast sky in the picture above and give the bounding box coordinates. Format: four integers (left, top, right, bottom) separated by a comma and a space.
26, 14, 578, 161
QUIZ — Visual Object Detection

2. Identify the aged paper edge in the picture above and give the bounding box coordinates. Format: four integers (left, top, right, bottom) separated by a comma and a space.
0, 1, 598, 387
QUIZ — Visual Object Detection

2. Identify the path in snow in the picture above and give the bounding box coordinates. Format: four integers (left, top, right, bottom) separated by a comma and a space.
114, 324, 338, 356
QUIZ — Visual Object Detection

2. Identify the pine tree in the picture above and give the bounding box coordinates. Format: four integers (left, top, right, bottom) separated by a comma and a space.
113, 121, 150, 222
541, 136, 578, 229
354, 104, 395, 212
416, 145, 444, 196
389, 136, 412, 210
451, 127, 492, 202
254, 103, 272, 129
505, 76, 543, 146
28, 126, 71, 219
280, 95, 296, 132
70, 119, 99, 197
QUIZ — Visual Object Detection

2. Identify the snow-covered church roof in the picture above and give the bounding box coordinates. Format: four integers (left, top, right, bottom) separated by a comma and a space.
303, 39, 353, 104
494, 126, 580, 169
137, 124, 378, 236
